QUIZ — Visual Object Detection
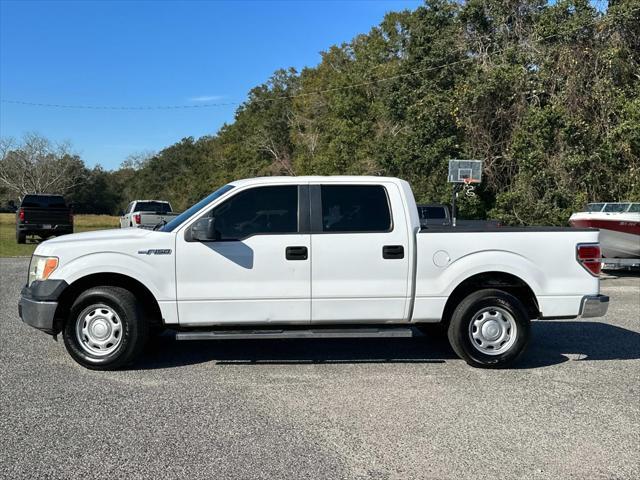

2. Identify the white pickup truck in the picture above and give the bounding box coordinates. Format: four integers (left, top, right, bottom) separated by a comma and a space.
19, 176, 608, 370
120, 200, 178, 229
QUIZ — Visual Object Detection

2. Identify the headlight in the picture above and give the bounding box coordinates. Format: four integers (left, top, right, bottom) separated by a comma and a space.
28, 255, 59, 286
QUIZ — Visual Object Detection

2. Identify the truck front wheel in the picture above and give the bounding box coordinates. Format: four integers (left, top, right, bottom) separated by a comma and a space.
448, 289, 530, 368
62, 286, 149, 370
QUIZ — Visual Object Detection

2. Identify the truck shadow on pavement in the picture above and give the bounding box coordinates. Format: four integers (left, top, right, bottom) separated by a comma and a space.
516, 321, 640, 368
135, 321, 640, 370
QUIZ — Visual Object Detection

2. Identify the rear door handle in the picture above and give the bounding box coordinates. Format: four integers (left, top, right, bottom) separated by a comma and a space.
286, 246, 308, 260
383, 245, 404, 259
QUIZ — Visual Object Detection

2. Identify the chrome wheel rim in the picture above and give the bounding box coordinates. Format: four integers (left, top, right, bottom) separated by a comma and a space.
75, 305, 123, 356
468, 306, 517, 356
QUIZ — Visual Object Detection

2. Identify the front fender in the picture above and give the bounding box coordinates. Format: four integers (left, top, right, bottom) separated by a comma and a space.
51, 251, 175, 301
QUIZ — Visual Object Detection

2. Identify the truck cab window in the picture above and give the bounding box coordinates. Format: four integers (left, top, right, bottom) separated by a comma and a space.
212, 186, 298, 240
320, 185, 391, 232
135, 201, 171, 214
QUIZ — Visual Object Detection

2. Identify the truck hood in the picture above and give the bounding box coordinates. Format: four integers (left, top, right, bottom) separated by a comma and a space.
41, 227, 154, 245
34, 228, 171, 258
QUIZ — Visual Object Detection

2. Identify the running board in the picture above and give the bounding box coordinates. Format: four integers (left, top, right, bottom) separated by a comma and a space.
175, 326, 418, 341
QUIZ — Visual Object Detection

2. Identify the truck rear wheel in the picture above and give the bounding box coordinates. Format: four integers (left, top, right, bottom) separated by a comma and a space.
16, 230, 26, 244
62, 286, 148, 370
447, 289, 530, 368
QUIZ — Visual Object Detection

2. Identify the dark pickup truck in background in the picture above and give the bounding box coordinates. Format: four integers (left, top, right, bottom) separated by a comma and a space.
16, 194, 73, 244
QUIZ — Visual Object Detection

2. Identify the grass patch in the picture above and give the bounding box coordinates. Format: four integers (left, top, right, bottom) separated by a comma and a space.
73, 214, 120, 228
0, 213, 119, 257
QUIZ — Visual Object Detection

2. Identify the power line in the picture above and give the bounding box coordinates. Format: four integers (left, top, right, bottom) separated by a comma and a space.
1, 99, 240, 110
1, 4, 636, 112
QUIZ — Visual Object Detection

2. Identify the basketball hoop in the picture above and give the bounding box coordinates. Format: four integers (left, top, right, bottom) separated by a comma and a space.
462, 177, 477, 197
448, 159, 483, 226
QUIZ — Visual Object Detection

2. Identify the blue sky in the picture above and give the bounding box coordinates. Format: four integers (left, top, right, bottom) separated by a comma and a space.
0, 0, 422, 169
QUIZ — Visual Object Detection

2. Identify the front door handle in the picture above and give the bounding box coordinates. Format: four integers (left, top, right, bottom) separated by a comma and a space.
286, 246, 308, 260
383, 245, 404, 259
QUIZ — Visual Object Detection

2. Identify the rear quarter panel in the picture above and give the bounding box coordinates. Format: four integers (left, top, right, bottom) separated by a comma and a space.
413, 229, 600, 321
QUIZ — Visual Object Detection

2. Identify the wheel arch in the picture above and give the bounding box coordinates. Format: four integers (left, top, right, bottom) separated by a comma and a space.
53, 272, 163, 333
441, 271, 540, 327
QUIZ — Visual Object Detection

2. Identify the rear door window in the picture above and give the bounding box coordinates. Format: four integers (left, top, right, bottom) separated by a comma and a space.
320, 185, 391, 233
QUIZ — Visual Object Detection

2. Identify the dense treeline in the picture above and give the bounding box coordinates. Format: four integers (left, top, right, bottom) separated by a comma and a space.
2, 0, 638, 224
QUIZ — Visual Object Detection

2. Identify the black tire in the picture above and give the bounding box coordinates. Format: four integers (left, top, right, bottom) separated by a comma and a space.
447, 289, 530, 368
16, 230, 26, 244
62, 286, 149, 370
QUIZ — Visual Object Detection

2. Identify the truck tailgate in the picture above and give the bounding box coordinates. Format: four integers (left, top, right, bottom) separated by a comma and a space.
22, 208, 71, 225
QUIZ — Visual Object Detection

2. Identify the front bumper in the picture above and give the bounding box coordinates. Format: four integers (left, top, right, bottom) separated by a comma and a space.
18, 280, 68, 335
579, 294, 610, 318
18, 297, 59, 334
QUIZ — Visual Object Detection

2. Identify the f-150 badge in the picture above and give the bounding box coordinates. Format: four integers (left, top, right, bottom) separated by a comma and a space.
138, 249, 172, 255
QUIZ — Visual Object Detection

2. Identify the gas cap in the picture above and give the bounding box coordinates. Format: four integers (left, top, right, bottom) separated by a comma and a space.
433, 250, 451, 268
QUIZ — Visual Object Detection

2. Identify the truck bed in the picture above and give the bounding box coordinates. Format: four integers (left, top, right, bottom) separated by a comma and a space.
419, 225, 594, 233
412, 226, 600, 322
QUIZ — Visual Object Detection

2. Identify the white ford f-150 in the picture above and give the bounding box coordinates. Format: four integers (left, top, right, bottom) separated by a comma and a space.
19, 176, 608, 370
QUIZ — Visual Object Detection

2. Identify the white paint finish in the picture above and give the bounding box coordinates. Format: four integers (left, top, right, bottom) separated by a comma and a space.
598, 228, 640, 258
413, 230, 600, 320
40, 228, 177, 302
411, 297, 448, 322
310, 181, 412, 323
33, 176, 606, 330
178, 299, 310, 326
312, 298, 409, 323
433, 250, 451, 268
37, 228, 179, 324
175, 234, 311, 324
537, 296, 585, 318
158, 301, 179, 325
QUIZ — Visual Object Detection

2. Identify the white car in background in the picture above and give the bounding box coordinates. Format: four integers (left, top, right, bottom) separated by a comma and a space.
120, 200, 178, 229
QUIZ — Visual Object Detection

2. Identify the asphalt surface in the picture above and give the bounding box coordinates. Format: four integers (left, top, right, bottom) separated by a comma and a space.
1, 257, 638, 479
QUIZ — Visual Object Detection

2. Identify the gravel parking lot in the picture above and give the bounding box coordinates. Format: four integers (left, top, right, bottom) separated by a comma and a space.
1, 257, 638, 479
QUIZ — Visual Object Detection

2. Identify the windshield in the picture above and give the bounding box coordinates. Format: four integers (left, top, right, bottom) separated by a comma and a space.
628, 203, 640, 213
586, 203, 604, 212
159, 184, 235, 232
135, 201, 172, 214
603, 203, 629, 213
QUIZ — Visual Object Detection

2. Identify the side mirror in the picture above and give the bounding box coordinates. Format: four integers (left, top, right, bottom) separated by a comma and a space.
190, 217, 216, 242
